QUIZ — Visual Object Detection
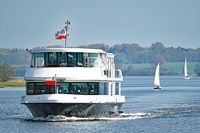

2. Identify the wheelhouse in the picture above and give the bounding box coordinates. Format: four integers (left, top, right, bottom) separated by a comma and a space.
30, 48, 104, 68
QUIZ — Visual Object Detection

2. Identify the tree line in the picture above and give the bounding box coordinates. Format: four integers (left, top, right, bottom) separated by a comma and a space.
79, 42, 200, 65
79, 42, 200, 76
0, 42, 200, 77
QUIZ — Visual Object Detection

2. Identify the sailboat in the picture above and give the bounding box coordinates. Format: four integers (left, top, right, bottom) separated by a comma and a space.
154, 63, 161, 89
184, 58, 190, 80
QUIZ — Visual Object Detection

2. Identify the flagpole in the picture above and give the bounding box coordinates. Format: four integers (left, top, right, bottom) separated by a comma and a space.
64, 20, 70, 48
65, 35, 67, 48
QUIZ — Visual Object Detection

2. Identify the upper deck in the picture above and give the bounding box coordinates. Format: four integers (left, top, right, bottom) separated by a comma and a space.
25, 47, 123, 81
29, 47, 108, 68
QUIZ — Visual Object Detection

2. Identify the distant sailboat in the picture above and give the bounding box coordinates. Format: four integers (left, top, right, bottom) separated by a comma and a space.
184, 58, 190, 80
154, 63, 161, 89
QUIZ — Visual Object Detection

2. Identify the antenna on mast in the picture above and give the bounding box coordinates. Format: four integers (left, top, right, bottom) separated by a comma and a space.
64, 20, 70, 48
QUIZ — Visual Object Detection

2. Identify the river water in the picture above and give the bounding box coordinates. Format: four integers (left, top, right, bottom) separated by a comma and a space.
0, 76, 200, 133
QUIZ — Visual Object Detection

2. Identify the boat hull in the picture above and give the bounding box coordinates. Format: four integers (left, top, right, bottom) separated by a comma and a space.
23, 103, 124, 117
154, 86, 161, 89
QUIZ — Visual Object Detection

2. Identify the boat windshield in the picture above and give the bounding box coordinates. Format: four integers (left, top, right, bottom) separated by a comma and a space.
30, 52, 98, 67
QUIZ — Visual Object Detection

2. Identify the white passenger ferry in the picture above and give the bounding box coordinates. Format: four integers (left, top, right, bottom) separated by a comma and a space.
21, 47, 125, 117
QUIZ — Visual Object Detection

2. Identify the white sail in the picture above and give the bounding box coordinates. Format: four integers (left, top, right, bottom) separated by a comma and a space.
184, 58, 190, 79
154, 63, 161, 89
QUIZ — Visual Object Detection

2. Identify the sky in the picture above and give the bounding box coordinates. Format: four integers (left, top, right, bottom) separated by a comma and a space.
0, 0, 200, 49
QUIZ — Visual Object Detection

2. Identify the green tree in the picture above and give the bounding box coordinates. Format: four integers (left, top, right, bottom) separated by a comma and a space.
0, 62, 16, 82
194, 63, 200, 76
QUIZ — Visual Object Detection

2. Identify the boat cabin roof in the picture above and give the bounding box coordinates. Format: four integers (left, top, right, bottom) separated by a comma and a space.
30, 47, 106, 54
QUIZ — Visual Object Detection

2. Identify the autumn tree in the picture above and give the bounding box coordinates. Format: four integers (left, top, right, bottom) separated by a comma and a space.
0, 62, 16, 82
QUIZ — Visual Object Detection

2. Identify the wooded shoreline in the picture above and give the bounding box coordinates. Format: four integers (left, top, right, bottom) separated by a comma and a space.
1, 43, 200, 77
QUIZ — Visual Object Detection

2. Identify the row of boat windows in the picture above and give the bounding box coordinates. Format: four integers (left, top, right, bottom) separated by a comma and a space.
31, 52, 98, 67
27, 82, 98, 95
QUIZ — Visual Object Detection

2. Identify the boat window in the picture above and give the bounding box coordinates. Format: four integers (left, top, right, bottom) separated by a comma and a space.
27, 82, 34, 94
115, 70, 120, 78
32, 52, 100, 67
30, 56, 34, 67
88, 58, 96, 66
104, 83, 108, 95
26, 82, 99, 95
35, 82, 55, 94
26, 82, 55, 95
31, 53, 44, 67
107, 70, 111, 77
67, 52, 76, 66
70, 82, 98, 95
77, 53, 83, 66
71, 83, 88, 95
88, 83, 98, 95
58, 82, 69, 94
48, 52, 58, 67
58, 52, 67, 66
115, 82, 119, 95
88, 53, 98, 66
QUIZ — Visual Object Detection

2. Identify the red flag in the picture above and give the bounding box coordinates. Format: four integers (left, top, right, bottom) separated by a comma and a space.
45, 80, 56, 86
55, 29, 67, 40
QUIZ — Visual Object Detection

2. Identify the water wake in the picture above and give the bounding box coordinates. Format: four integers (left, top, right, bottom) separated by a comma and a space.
24, 105, 200, 122
27, 112, 151, 122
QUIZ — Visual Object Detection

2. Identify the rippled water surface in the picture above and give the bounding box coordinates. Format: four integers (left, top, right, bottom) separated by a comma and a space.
0, 76, 200, 133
